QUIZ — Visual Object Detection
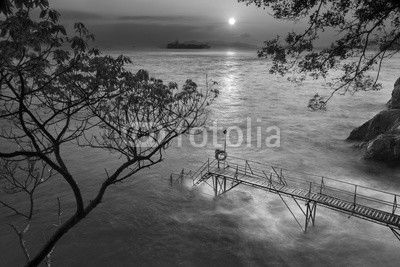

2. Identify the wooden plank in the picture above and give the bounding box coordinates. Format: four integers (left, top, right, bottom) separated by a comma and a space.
383, 213, 390, 221
246, 179, 258, 185
327, 198, 335, 205
331, 200, 340, 206
292, 189, 300, 195
255, 180, 266, 186
361, 208, 370, 215
343, 203, 352, 210
301, 190, 310, 197
338, 202, 346, 209
371, 210, 378, 218
336, 201, 346, 209
281, 187, 291, 193
320, 196, 329, 203
367, 209, 375, 216
359, 207, 368, 214
289, 188, 297, 194
275, 185, 285, 191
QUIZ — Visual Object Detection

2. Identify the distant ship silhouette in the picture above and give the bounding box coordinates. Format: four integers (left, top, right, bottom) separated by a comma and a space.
167, 40, 211, 49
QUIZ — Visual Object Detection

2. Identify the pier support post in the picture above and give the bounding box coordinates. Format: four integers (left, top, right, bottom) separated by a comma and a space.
305, 201, 317, 232
212, 175, 227, 197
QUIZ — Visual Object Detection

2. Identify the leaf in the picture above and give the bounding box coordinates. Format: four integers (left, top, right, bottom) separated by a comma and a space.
48, 9, 60, 23
39, 9, 47, 18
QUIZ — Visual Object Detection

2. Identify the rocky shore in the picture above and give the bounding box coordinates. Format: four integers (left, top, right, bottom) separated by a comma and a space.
348, 78, 400, 161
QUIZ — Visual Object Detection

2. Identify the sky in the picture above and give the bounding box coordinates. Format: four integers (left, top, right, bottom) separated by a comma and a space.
51, 0, 308, 48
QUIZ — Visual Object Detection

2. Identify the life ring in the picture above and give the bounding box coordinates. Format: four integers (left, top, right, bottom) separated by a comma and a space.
215, 149, 227, 161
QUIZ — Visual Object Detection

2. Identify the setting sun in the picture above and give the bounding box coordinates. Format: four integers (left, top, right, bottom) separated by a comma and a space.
229, 17, 236, 25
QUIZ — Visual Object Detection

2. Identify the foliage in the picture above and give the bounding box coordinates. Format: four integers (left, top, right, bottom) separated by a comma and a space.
238, 0, 400, 108
0, 1, 218, 266
308, 93, 327, 111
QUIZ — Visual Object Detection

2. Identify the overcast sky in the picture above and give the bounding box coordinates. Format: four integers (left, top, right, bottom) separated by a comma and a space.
51, 0, 309, 48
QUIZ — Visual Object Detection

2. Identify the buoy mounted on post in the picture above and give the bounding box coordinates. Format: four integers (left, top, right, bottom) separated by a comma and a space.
215, 128, 228, 161
215, 149, 227, 161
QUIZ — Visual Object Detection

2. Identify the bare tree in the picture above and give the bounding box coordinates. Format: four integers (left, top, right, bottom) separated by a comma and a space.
0, 1, 218, 266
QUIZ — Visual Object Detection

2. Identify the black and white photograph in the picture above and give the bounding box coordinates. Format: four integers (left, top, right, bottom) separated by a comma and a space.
1, 0, 400, 266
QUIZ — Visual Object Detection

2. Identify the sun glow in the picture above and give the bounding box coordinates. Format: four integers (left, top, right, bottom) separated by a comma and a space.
229, 17, 236, 25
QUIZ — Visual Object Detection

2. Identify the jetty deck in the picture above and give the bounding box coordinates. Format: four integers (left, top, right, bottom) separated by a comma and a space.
172, 155, 400, 239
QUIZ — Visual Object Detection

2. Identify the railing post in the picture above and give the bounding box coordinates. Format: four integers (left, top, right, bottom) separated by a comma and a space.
353, 185, 357, 211
320, 177, 324, 194
393, 195, 397, 214
308, 182, 312, 199
235, 164, 239, 181
180, 168, 184, 183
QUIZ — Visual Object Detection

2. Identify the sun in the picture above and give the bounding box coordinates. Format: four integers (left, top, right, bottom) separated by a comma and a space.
229, 17, 236, 25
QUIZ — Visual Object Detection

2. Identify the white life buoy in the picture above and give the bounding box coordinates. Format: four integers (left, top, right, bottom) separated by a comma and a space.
215, 149, 227, 161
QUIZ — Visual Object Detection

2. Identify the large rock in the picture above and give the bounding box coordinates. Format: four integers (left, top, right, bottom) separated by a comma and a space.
348, 110, 400, 141
349, 78, 400, 161
388, 77, 400, 109
365, 134, 400, 161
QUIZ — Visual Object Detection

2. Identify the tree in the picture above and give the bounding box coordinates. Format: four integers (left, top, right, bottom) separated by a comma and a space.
0, 1, 218, 266
238, 0, 400, 109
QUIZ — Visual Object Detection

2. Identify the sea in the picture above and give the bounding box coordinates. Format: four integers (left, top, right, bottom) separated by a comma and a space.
1, 48, 400, 266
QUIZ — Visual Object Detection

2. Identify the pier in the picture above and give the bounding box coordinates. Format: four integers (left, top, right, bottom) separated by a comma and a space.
172, 155, 400, 240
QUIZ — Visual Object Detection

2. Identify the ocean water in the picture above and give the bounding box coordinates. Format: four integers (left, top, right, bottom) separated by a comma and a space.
1, 49, 400, 266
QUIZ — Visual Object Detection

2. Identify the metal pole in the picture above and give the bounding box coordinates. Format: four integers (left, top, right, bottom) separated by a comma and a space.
312, 202, 317, 226
305, 201, 309, 232
353, 185, 357, 211
320, 177, 324, 194
224, 129, 227, 152
214, 176, 218, 196
224, 177, 226, 192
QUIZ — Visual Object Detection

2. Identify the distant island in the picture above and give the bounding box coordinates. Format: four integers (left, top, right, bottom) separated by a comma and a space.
368, 40, 400, 50
167, 40, 211, 49
165, 40, 260, 50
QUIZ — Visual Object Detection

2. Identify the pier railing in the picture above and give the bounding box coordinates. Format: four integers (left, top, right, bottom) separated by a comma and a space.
192, 155, 400, 216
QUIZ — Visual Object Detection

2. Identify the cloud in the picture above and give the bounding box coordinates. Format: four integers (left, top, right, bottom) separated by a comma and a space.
117, 15, 192, 22
58, 10, 108, 21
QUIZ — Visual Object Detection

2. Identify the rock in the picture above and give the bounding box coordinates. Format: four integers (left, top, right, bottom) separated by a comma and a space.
348, 110, 400, 141
349, 78, 400, 161
364, 134, 400, 161
388, 77, 400, 109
